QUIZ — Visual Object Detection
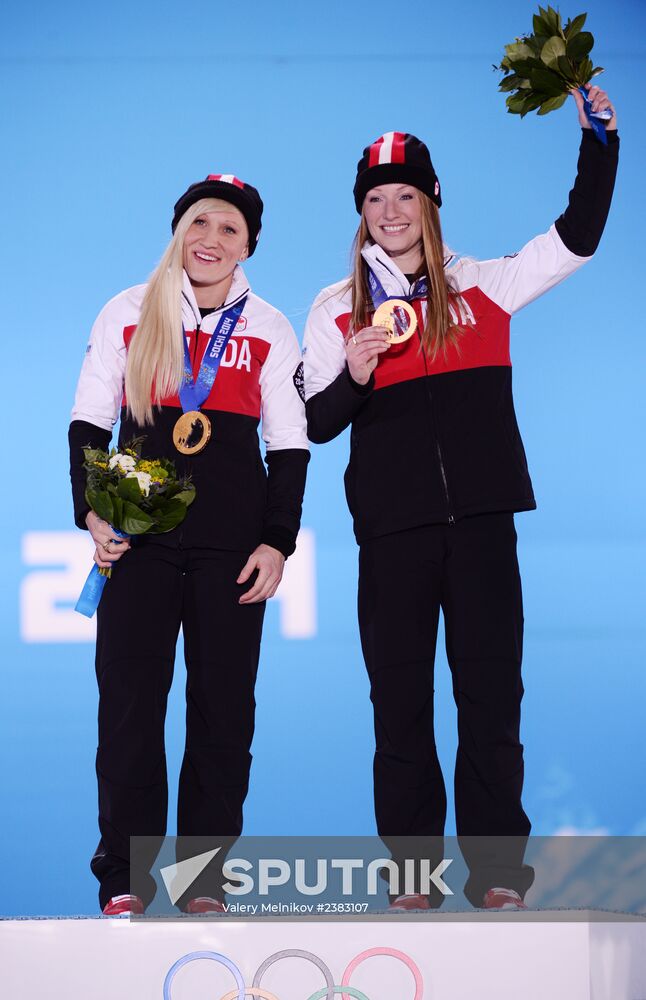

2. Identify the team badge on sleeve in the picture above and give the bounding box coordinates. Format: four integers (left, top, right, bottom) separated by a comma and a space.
293, 362, 305, 402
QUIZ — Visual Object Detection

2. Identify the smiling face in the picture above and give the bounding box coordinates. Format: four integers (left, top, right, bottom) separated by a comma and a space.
182, 203, 249, 306
363, 183, 423, 272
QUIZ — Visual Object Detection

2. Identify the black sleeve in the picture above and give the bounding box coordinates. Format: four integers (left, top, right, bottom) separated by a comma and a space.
68, 419, 112, 529
554, 128, 619, 257
305, 366, 374, 444
262, 448, 310, 558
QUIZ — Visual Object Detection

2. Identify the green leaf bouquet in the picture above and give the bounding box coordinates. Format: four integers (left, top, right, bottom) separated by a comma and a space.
496, 6, 603, 118
83, 438, 196, 540
75, 439, 197, 617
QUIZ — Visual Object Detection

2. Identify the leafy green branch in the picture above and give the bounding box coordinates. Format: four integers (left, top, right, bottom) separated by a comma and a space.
495, 6, 603, 117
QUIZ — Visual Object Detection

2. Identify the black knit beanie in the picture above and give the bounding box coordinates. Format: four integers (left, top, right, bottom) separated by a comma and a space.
172, 174, 264, 256
353, 132, 441, 212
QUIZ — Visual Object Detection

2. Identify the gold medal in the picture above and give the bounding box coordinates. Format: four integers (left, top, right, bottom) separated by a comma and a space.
172, 411, 212, 455
372, 298, 418, 344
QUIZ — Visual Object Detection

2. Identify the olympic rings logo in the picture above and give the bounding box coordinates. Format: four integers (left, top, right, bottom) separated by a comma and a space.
163, 947, 423, 1000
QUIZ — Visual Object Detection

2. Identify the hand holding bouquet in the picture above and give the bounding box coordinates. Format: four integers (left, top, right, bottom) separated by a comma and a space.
75, 439, 196, 617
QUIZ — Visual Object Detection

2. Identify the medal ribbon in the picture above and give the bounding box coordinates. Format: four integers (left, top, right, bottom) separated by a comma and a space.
366, 267, 427, 311
179, 296, 247, 413
366, 267, 427, 337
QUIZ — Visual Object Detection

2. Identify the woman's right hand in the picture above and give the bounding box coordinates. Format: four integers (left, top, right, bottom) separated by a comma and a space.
571, 83, 617, 131
86, 510, 131, 569
345, 326, 390, 385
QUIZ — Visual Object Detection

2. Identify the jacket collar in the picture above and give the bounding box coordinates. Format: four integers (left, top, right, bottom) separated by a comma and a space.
361, 242, 412, 297
181, 265, 251, 330
360, 241, 457, 297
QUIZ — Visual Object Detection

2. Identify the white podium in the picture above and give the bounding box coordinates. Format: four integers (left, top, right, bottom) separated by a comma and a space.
1, 913, 645, 1000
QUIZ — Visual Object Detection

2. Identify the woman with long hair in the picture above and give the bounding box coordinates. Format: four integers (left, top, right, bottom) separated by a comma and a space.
69, 174, 309, 914
303, 86, 618, 911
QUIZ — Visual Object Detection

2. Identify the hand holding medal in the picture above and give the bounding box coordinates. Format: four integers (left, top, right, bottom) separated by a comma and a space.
344, 324, 391, 386
373, 299, 418, 344
346, 268, 425, 384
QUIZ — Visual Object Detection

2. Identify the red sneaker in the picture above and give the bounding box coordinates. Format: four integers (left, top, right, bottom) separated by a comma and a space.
387, 893, 431, 912
185, 896, 226, 914
102, 894, 144, 916
482, 888, 528, 910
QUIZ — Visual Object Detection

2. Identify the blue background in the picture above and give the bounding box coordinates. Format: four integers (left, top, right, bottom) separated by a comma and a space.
1, 0, 644, 915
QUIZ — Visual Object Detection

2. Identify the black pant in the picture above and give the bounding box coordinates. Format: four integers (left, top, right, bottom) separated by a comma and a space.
358, 513, 534, 906
90, 543, 265, 909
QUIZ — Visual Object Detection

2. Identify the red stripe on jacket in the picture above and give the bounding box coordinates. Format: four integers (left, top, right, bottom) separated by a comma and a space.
122, 325, 270, 416
334, 288, 511, 388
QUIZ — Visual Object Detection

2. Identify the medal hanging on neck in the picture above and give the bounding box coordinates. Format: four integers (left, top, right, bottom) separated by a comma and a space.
367, 266, 426, 345
172, 296, 247, 455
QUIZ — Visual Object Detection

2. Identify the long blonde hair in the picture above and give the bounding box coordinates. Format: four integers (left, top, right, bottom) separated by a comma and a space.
349, 192, 464, 358
125, 197, 231, 426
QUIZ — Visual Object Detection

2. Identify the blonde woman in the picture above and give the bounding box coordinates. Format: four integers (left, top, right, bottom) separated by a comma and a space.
70, 174, 309, 915
303, 86, 618, 911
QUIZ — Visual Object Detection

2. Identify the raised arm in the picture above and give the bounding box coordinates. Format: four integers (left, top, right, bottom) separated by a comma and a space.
472, 84, 619, 317
555, 84, 618, 256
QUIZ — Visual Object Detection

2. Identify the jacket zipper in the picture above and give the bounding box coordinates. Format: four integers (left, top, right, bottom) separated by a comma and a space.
368, 256, 456, 525
420, 330, 454, 525
436, 436, 454, 525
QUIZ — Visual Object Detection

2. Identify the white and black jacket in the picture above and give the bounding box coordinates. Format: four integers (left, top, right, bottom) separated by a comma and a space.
69, 266, 309, 556
303, 130, 619, 544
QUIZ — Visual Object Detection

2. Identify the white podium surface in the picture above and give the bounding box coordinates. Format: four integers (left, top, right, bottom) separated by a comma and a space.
0, 914, 644, 1000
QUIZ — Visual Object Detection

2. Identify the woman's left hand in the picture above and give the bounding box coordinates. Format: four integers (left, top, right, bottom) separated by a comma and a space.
237, 544, 285, 604
571, 83, 617, 131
